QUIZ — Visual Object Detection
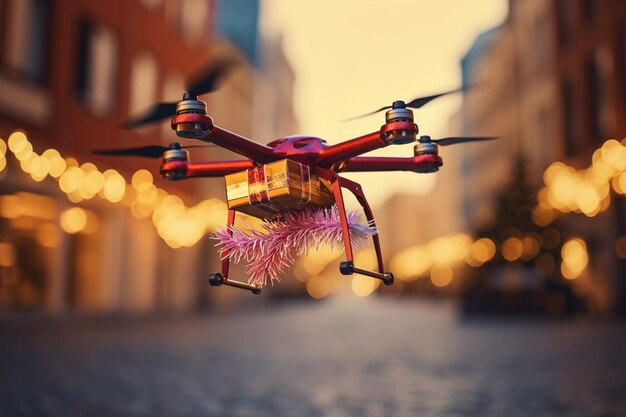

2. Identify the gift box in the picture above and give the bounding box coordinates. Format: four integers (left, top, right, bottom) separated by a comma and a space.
225, 159, 335, 219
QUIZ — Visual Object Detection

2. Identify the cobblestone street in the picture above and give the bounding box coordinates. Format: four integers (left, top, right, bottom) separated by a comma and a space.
1, 297, 626, 416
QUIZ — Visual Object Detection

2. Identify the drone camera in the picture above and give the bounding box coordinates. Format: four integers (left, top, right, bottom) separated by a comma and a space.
171, 95, 213, 139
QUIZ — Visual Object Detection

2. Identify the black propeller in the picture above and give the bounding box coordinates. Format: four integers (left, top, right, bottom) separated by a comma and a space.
120, 59, 238, 128
343, 85, 476, 122
92, 144, 214, 159
420, 135, 498, 146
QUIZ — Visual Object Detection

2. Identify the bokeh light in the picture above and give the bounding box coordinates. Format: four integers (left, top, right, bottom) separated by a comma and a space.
561, 238, 588, 280
60, 207, 88, 234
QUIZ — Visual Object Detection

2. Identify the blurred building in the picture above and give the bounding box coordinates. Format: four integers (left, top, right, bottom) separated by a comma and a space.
458, 0, 626, 314
0, 0, 222, 315
0, 0, 280, 315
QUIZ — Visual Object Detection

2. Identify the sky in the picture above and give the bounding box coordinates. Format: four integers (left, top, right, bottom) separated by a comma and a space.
260, 0, 508, 208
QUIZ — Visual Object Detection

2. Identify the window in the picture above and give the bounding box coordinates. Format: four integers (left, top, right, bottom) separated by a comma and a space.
165, 0, 209, 44
128, 52, 159, 134
75, 19, 119, 117
1, 0, 51, 84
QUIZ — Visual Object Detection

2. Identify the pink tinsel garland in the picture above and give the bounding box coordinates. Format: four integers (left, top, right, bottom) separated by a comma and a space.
211, 206, 376, 287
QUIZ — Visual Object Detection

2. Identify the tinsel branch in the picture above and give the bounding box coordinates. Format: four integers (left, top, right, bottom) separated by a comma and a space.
211, 206, 376, 287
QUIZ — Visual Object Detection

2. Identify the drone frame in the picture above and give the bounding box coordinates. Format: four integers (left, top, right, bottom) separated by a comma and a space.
159, 115, 443, 295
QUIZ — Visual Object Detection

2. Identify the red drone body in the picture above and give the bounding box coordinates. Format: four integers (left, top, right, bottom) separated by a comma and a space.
96, 64, 495, 295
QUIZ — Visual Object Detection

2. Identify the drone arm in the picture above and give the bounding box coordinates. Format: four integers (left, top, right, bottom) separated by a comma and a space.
342, 154, 442, 172
317, 131, 387, 166
206, 126, 276, 163
317, 121, 418, 166
160, 159, 256, 178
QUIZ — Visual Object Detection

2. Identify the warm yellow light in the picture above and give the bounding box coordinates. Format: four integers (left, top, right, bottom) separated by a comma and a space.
521, 235, 541, 261
301, 246, 342, 276
306, 275, 331, 299
390, 245, 430, 281
354, 248, 379, 272
0, 156, 6, 172
612, 172, 626, 195
0, 138, 6, 155
36, 223, 60, 248
502, 237, 523, 261
14, 142, 33, 162
102, 170, 126, 202
543, 162, 566, 186
8, 131, 28, 153
136, 183, 158, 205
60, 207, 88, 234
577, 184, 600, 216
561, 238, 588, 279
531, 205, 556, 226
470, 238, 496, 263
351, 274, 379, 297
65, 157, 79, 168
430, 265, 453, 287
132, 169, 153, 191
0, 242, 16, 266
59, 167, 85, 193
29, 155, 50, 181
600, 139, 626, 171
0, 195, 21, 218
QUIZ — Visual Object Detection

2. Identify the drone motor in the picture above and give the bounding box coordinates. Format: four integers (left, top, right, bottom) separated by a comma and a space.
383, 101, 418, 145
161, 143, 189, 180
170, 93, 213, 139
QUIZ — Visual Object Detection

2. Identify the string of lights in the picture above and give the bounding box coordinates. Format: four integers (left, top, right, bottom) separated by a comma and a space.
1, 130, 228, 249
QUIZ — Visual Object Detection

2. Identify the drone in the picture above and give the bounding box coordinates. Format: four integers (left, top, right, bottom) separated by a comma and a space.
95, 62, 496, 295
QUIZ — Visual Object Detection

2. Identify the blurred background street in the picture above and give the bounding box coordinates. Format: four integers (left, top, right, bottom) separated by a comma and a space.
0, 0, 625, 415
2, 297, 626, 417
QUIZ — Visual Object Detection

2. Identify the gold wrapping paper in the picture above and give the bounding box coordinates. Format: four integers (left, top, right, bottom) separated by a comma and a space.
225, 159, 334, 219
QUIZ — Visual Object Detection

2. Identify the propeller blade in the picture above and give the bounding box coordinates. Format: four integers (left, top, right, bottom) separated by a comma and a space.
92, 144, 215, 159
342, 84, 480, 122
119, 59, 239, 128
187, 59, 239, 97
119, 102, 178, 129
405, 86, 465, 109
431, 136, 498, 146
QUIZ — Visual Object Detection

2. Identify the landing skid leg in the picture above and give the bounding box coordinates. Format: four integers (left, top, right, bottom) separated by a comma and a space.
208, 209, 261, 295
318, 169, 394, 286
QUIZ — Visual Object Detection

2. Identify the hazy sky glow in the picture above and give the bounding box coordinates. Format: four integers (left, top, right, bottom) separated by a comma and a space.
261, 0, 508, 208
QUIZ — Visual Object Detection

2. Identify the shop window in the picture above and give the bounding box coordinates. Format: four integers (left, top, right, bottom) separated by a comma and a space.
0, 192, 58, 312
75, 19, 119, 117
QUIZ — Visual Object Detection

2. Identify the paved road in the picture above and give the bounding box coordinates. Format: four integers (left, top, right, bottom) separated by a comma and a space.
1, 296, 626, 417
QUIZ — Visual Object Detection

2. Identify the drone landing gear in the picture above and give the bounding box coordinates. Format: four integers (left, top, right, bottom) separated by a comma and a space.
339, 261, 394, 285
318, 168, 394, 287
208, 272, 261, 294
208, 209, 262, 295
